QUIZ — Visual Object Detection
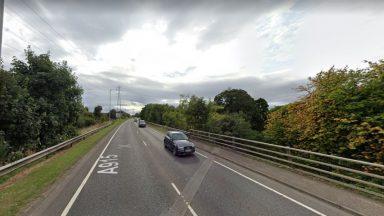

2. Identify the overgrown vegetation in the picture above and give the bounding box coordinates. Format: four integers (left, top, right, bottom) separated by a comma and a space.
264, 61, 384, 164
140, 92, 269, 141
0, 48, 111, 164
140, 60, 384, 164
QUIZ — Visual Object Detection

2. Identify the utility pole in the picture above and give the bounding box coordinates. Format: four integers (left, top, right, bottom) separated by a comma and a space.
116, 86, 121, 117
0, 0, 4, 58
108, 89, 112, 122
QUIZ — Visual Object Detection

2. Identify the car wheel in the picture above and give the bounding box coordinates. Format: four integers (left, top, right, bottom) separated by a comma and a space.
173, 146, 178, 156
164, 142, 167, 149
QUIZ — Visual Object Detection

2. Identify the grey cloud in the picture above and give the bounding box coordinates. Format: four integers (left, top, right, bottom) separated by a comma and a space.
78, 71, 308, 113
5, 0, 289, 57
164, 66, 196, 78
5, 0, 383, 60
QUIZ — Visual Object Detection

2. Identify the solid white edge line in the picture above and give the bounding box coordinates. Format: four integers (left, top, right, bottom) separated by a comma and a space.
61, 121, 126, 216
188, 204, 198, 216
213, 161, 327, 216
142, 140, 147, 146
195, 151, 208, 158
171, 182, 181, 196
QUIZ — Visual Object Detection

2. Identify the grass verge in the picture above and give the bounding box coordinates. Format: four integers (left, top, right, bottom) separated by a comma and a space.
0, 119, 125, 216
148, 123, 168, 134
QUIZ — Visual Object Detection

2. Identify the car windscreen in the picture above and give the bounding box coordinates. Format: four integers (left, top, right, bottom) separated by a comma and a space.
171, 133, 188, 140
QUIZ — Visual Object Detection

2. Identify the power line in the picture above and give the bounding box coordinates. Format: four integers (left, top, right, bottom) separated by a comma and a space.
116, 86, 121, 112
20, 0, 65, 41
3, 43, 19, 51
4, 28, 44, 52
19, 0, 77, 51
5, 6, 66, 52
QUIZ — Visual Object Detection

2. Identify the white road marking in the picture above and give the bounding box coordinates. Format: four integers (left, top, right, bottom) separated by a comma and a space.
188, 205, 198, 216
171, 183, 198, 216
171, 182, 181, 195
213, 161, 327, 216
142, 140, 147, 146
61, 122, 126, 216
195, 151, 208, 158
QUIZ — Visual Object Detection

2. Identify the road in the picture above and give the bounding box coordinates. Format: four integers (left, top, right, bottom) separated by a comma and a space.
27, 119, 353, 216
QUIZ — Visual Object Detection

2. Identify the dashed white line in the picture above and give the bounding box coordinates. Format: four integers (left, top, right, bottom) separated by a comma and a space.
61, 121, 126, 216
188, 204, 198, 216
142, 140, 148, 146
171, 182, 181, 195
213, 161, 326, 216
195, 151, 208, 158
170, 183, 198, 216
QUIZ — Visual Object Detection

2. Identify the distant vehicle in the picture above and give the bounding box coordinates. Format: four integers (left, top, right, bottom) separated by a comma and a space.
134, 118, 138, 122
164, 131, 195, 156
138, 120, 146, 127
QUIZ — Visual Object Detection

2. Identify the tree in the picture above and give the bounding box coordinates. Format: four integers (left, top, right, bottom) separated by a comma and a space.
183, 95, 209, 129
253, 98, 269, 131
11, 47, 83, 147
109, 109, 117, 119
219, 113, 255, 139
0, 47, 84, 162
94, 105, 103, 118
0, 64, 40, 158
214, 88, 269, 131
162, 110, 187, 130
214, 88, 255, 115
264, 60, 384, 164
140, 104, 174, 124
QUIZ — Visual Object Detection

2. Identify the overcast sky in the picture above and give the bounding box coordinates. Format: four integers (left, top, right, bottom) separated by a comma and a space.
2, 0, 384, 114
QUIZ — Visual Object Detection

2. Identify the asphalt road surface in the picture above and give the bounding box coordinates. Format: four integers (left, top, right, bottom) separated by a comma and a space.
27, 120, 354, 216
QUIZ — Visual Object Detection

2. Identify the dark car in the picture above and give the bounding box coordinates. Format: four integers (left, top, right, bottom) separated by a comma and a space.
138, 120, 146, 127
164, 131, 195, 156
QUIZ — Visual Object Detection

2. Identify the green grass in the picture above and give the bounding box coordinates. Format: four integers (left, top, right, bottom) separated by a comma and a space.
0, 119, 125, 216
148, 123, 167, 134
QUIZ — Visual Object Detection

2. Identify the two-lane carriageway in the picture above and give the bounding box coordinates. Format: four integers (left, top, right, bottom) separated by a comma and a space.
32, 119, 353, 216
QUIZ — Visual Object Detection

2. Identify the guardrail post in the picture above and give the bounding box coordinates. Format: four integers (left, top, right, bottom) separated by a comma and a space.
208, 133, 211, 142
286, 147, 292, 161
232, 137, 236, 150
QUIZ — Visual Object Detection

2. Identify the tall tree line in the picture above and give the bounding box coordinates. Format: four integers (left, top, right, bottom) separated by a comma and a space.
140, 60, 384, 164
140, 91, 269, 140
0, 48, 83, 163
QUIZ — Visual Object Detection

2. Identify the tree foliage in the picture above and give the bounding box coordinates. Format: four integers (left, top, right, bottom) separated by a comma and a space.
0, 48, 84, 163
140, 92, 266, 140
214, 88, 269, 131
265, 61, 384, 163
109, 109, 117, 119
94, 105, 103, 118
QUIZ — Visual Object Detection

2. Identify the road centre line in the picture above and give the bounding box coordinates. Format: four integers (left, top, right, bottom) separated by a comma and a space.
61, 122, 126, 216
213, 161, 327, 216
142, 140, 148, 146
170, 182, 198, 216
188, 204, 198, 216
171, 182, 181, 195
